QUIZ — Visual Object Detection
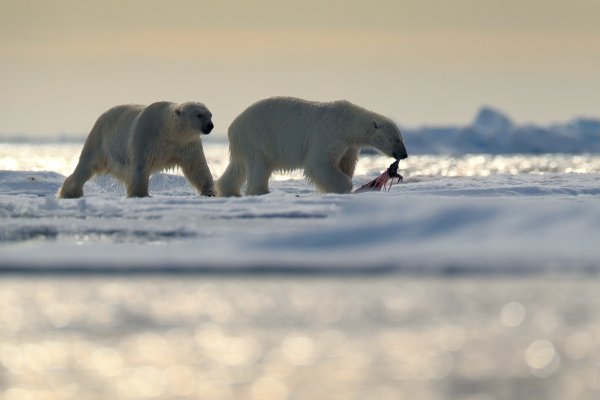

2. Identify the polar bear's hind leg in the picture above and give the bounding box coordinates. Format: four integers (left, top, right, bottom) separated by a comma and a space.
216, 158, 246, 197
58, 151, 98, 198
245, 157, 271, 196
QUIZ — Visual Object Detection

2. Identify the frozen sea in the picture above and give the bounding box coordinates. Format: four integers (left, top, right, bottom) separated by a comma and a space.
1, 139, 600, 399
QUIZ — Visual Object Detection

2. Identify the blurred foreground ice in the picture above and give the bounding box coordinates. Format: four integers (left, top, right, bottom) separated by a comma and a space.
1, 277, 600, 400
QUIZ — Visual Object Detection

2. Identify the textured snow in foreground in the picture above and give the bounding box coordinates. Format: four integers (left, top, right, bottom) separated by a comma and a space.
1, 169, 600, 273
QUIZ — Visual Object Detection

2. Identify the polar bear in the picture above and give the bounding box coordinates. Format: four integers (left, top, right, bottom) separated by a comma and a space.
216, 97, 408, 196
59, 101, 216, 198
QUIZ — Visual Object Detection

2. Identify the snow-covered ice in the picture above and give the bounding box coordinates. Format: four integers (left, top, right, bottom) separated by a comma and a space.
1, 143, 600, 273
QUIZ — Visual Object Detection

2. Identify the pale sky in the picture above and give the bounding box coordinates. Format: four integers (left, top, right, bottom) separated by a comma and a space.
1, 0, 599, 137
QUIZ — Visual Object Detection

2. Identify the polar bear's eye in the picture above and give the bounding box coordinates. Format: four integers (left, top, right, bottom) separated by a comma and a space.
196, 113, 203, 118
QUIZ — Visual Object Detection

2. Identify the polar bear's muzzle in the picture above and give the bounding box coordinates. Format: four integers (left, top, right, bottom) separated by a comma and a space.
393, 145, 408, 160
202, 121, 214, 134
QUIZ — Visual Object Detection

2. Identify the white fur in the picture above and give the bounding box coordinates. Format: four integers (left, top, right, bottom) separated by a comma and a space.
59, 101, 215, 198
217, 97, 407, 196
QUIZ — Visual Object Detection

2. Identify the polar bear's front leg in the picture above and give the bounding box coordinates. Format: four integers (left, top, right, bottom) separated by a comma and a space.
305, 162, 353, 194
338, 147, 359, 178
179, 147, 216, 197
182, 162, 216, 196
127, 163, 150, 197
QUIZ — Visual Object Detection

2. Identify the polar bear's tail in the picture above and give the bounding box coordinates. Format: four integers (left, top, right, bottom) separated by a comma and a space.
216, 159, 246, 197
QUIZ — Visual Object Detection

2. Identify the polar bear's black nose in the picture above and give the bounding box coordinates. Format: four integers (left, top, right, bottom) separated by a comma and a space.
204, 122, 214, 134
393, 150, 408, 160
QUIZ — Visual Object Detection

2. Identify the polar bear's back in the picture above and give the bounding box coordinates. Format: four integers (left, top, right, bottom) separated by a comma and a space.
94, 104, 146, 136
228, 97, 352, 167
230, 96, 335, 132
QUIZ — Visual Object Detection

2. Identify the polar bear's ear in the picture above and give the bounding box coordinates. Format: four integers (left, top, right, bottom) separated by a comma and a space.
175, 105, 184, 116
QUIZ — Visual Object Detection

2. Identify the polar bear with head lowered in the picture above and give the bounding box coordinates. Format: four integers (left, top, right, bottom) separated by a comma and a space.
59, 101, 216, 198
217, 97, 408, 196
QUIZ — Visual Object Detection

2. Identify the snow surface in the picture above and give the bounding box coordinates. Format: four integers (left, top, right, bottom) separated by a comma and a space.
2, 162, 600, 273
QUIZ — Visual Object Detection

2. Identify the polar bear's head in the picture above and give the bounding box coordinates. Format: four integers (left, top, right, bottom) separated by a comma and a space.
369, 119, 408, 160
175, 102, 214, 134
